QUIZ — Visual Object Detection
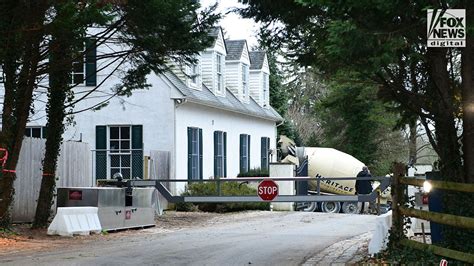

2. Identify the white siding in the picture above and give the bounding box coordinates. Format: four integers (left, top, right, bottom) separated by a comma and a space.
175, 102, 277, 193
168, 56, 202, 90
214, 30, 227, 56
241, 43, 250, 65
248, 54, 270, 108
201, 51, 214, 91
262, 54, 270, 74
249, 71, 263, 106
225, 62, 240, 98
168, 61, 188, 85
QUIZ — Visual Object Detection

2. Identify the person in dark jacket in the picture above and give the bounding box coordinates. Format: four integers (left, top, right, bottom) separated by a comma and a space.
355, 166, 373, 214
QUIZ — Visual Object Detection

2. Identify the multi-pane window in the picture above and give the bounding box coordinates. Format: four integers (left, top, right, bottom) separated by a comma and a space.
261, 137, 270, 170
262, 74, 269, 107
70, 38, 97, 86
242, 64, 249, 97
188, 127, 202, 180
109, 126, 131, 179
71, 43, 85, 85
216, 53, 223, 92
214, 131, 227, 178
96, 125, 142, 180
24, 126, 46, 139
240, 134, 251, 173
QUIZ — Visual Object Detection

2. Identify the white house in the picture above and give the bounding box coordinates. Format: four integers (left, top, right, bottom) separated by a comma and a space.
1, 27, 283, 195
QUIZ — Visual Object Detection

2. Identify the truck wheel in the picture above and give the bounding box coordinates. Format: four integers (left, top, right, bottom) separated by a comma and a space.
302, 202, 317, 212
341, 202, 359, 214
320, 202, 341, 213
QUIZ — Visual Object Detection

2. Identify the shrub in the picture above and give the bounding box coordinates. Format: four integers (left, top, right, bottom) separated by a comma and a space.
237, 167, 269, 177
176, 182, 269, 212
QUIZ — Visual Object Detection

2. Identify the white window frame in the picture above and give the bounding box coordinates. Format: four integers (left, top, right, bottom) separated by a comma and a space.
190, 63, 198, 85
108, 125, 132, 179
216, 53, 223, 93
215, 131, 225, 177
263, 73, 269, 107
71, 43, 86, 85
242, 64, 249, 98
261, 137, 270, 170
240, 134, 250, 173
189, 127, 201, 180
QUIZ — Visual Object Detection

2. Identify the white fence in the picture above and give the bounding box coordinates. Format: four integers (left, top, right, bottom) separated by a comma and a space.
12, 138, 92, 222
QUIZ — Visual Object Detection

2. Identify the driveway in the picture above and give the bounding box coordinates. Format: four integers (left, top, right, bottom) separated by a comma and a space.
0, 211, 377, 265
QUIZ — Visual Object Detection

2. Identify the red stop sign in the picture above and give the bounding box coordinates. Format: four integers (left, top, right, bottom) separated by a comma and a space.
258, 179, 279, 201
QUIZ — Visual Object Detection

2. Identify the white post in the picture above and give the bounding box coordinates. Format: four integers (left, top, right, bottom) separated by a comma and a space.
269, 163, 295, 211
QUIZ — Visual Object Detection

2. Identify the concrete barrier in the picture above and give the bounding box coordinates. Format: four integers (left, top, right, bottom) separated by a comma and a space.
368, 210, 392, 254
48, 207, 102, 237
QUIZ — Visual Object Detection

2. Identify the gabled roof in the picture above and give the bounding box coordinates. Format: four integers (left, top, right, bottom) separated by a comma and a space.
162, 71, 282, 122
208, 27, 226, 52
225, 40, 246, 61
249, 51, 266, 70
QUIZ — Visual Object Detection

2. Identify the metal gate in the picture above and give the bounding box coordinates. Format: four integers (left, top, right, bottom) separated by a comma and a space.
116, 176, 390, 204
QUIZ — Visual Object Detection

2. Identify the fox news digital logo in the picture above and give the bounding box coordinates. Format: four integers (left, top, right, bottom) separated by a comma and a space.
427, 9, 465, 47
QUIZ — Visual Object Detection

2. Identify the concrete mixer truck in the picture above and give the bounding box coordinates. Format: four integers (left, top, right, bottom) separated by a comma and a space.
278, 136, 391, 214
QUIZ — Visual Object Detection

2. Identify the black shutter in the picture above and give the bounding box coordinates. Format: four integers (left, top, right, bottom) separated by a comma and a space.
42, 126, 48, 139
214, 131, 218, 177
187, 127, 192, 180
239, 134, 245, 173
85, 38, 97, 86
261, 137, 265, 169
199, 128, 203, 179
266, 137, 270, 168
247, 135, 251, 172
131, 125, 143, 178
95, 126, 107, 180
223, 132, 227, 178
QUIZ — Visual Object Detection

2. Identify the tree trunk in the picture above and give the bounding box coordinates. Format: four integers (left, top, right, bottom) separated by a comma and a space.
427, 48, 464, 183
428, 47, 472, 252
408, 122, 417, 165
32, 3, 75, 228
0, 1, 48, 227
461, 36, 474, 184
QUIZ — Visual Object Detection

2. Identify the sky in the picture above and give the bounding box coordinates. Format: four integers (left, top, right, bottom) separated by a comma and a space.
200, 0, 260, 49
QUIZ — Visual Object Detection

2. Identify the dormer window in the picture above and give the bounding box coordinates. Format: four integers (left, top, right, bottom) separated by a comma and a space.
190, 63, 198, 85
242, 64, 249, 98
216, 53, 223, 92
263, 73, 268, 107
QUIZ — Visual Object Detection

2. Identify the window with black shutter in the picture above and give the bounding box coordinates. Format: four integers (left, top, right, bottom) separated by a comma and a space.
71, 38, 97, 86
188, 127, 203, 180
214, 131, 227, 178
240, 134, 251, 173
261, 137, 270, 170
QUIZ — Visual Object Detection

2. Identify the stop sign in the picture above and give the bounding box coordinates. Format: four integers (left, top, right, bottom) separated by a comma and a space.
258, 179, 279, 201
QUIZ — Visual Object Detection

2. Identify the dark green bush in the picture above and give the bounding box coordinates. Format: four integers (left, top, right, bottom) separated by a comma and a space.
176, 182, 269, 212
237, 167, 269, 177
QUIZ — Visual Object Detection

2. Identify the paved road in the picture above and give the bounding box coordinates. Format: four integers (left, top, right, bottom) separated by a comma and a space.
1, 212, 376, 266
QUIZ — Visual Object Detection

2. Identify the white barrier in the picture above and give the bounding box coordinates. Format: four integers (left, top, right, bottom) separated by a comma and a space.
47, 207, 102, 237
368, 210, 392, 254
